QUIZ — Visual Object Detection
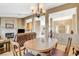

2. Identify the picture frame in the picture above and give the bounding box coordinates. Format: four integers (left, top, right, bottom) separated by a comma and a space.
5, 23, 14, 29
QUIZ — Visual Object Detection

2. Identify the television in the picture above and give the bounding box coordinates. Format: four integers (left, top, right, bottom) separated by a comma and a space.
17, 29, 25, 33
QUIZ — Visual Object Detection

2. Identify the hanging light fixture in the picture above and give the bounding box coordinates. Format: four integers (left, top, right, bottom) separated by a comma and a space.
31, 3, 46, 18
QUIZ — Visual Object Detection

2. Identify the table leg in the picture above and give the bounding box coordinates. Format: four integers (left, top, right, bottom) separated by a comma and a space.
6, 43, 8, 52
72, 47, 74, 54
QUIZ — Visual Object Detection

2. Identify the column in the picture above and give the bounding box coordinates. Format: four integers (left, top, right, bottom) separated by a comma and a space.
72, 14, 77, 34
32, 16, 35, 32
75, 6, 79, 45
50, 18, 52, 31
76, 7, 79, 33
45, 12, 49, 42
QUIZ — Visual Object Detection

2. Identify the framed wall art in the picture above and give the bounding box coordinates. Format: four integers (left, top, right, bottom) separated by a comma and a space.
5, 23, 14, 29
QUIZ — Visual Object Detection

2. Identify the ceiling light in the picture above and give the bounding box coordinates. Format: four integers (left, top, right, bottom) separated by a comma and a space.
31, 3, 46, 18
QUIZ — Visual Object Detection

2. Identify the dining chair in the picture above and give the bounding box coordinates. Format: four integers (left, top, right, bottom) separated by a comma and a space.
72, 45, 79, 56
11, 41, 25, 56
50, 37, 72, 56
11, 41, 34, 56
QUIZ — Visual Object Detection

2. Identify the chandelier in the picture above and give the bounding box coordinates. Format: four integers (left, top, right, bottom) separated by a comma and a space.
31, 3, 46, 18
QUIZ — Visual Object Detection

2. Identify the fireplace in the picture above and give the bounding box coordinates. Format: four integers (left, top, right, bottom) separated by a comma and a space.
5, 33, 14, 39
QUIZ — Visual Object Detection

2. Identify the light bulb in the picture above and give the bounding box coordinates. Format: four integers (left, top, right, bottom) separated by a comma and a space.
39, 3, 44, 9
43, 10, 46, 13
31, 5, 37, 14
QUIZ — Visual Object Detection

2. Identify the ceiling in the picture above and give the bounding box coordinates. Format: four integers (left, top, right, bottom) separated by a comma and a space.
0, 3, 65, 18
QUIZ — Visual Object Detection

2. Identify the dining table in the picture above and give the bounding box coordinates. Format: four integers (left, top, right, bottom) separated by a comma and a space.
24, 38, 57, 55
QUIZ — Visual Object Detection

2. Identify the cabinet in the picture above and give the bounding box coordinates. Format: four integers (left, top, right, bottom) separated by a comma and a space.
0, 40, 10, 54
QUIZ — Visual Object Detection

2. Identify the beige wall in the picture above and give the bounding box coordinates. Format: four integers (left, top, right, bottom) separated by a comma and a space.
35, 21, 40, 37
25, 22, 32, 31
16, 18, 25, 29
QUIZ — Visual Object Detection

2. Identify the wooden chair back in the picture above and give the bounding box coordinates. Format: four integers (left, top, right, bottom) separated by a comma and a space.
11, 41, 21, 56
64, 37, 72, 55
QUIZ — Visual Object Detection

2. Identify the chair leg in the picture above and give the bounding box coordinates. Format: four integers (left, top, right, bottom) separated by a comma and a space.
55, 43, 58, 49
16, 52, 18, 56
12, 51, 18, 56
75, 53, 78, 56
75, 51, 79, 56
19, 50, 22, 56
12, 52, 16, 56
23, 48, 26, 55
72, 47, 74, 54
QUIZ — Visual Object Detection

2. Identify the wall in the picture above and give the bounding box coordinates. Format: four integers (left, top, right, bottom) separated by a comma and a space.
0, 17, 25, 38
35, 21, 40, 38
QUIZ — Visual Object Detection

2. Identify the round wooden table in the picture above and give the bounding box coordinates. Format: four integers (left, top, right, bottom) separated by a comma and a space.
24, 38, 57, 54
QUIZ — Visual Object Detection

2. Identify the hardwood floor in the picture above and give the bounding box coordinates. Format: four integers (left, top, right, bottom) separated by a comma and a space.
0, 44, 75, 56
